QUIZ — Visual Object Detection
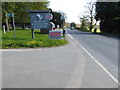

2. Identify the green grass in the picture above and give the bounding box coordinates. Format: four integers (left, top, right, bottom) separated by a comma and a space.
88, 28, 101, 33
100, 31, 119, 38
76, 28, 119, 38
76, 28, 89, 32
2, 29, 67, 49
76, 28, 101, 33
57, 28, 63, 30
0, 28, 2, 48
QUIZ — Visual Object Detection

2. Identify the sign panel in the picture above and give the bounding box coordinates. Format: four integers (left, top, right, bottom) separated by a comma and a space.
46, 13, 53, 20
29, 12, 52, 29
6, 13, 13, 17
49, 31, 61, 39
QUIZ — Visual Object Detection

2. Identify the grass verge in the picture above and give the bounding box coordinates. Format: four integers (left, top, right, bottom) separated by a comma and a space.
99, 32, 119, 38
76, 28, 101, 33
2, 29, 67, 49
76, 28, 119, 38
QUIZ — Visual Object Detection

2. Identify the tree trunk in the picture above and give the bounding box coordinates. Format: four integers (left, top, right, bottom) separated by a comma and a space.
94, 28, 97, 33
22, 23, 25, 29
5, 17, 9, 31
89, 26, 92, 32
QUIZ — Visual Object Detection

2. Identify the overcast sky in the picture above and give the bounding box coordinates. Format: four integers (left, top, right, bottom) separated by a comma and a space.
48, 0, 96, 24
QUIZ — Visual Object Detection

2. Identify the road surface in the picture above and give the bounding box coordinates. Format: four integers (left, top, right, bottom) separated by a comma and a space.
2, 29, 118, 88
67, 29, 118, 80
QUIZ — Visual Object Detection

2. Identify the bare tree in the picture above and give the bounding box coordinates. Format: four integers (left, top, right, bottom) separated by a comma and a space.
85, 2, 97, 32
79, 15, 89, 30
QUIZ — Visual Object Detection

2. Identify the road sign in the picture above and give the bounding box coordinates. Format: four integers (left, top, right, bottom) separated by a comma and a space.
49, 31, 61, 39
46, 13, 53, 20
6, 13, 13, 17
28, 10, 52, 30
28, 10, 52, 38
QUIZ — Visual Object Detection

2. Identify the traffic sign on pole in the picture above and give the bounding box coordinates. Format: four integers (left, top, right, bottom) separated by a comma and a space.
6, 13, 13, 17
46, 13, 53, 20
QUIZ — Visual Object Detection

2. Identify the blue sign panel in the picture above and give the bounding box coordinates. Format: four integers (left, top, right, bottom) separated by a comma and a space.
29, 12, 52, 29
6, 13, 14, 17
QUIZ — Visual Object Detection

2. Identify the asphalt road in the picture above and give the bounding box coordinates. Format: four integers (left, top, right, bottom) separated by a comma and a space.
67, 29, 118, 80
2, 29, 118, 88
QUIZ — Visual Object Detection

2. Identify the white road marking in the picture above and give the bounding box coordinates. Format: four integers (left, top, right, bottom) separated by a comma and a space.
68, 32, 119, 84
68, 33, 74, 39
0, 48, 48, 52
0, 49, 27, 51
0, 46, 64, 52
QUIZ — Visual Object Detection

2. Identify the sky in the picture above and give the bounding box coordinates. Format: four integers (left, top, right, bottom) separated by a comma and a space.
48, 0, 96, 24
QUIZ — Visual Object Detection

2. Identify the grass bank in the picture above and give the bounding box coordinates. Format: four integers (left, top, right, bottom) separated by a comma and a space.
99, 31, 119, 38
75, 28, 119, 38
76, 28, 101, 33
2, 29, 67, 49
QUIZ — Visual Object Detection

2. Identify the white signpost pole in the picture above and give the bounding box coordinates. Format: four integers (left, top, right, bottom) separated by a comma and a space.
5, 13, 9, 31
3, 25, 6, 34
12, 13, 16, 38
